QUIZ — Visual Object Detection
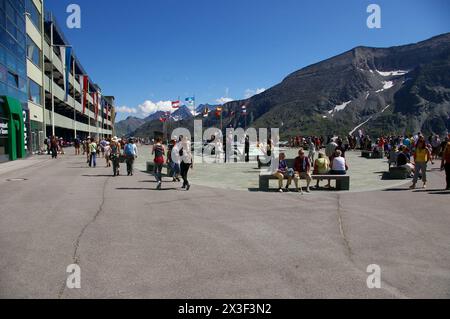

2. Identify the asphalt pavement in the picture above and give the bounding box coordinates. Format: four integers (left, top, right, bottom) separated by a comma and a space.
0, 153, 449, 298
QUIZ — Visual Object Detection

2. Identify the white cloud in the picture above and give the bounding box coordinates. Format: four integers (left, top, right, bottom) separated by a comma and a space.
244, 88, 266, 99
215, 97, 234, 104
116, 106, 137, 114
138, 100, 173, 115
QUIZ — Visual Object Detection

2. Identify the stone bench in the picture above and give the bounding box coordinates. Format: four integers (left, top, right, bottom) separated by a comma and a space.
389, 167, 409, 180
259, 173, 350, 191
361, 150, 384, 159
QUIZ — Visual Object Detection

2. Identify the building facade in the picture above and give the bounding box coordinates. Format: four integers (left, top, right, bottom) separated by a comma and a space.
0, 0, 115, 163
0, 0, 28, 162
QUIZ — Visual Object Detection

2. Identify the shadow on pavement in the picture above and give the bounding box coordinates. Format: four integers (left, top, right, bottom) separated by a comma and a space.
82, 175, 113, 177
116, 187, 179, 191
383, 188, 409, 192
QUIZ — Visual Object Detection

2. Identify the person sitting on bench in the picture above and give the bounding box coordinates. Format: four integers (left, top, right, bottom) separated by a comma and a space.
396, 146, 414, 177
272, 153, 298, 193
294, 149, 312, 193
313, 152, 331, 189
330, 150, 348, 175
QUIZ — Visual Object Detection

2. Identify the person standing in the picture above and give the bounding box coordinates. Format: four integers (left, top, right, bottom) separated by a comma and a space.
179, 137, 193, 191
441, 136, 450, 190
308, 139, 317, 164
168, 138, 181, 182
88, 137, 97, 168
124, 138, 138, 176
110, 137, 121, 176
50, 136, 58, 159
74, 137, 81, 155
104, 141, 112, 168
410, 137, 431, 189
152, 137, 165, 190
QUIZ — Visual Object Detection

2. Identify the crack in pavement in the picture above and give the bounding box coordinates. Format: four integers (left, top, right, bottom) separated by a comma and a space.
336, 194, 408, 299
57, 176, 110, 299
336, 194, 354, 263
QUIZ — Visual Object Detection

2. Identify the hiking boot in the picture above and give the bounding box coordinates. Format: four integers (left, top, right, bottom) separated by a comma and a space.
186, 184, 191, 191
409, 184, 416, 190
156, 182, 162, 190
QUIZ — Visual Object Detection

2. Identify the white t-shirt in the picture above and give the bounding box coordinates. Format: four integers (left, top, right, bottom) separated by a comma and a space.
332, 156, 346, 171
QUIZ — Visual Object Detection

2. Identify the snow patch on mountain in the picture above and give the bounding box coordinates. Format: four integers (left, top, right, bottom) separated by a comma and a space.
376, 81, 394, 93
376, 70, 409, 77
328, 101, 351, 114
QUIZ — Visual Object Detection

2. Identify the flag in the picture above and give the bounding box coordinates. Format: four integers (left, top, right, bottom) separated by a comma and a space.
64, 46, 73, 102
203, 106, 209, 118
82, 75, 89, 114
185, 97, 195, 105
172, 100, 180, 109
105, 103, 109, 120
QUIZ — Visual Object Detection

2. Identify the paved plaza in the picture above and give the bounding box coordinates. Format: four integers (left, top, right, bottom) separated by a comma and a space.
0, 148, 449, 298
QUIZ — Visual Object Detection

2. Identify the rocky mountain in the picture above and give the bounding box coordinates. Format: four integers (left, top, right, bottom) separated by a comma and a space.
114, 116, 146, 137
222, 32, 450, 137
129, 33, 450, 139
172, 105, 194, 121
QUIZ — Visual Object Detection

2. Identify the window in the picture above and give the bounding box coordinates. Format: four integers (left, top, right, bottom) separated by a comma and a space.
27, 77, 41, 105
7, 70, 18, 87
25, 0, 41, 32
26, 35, 40, 67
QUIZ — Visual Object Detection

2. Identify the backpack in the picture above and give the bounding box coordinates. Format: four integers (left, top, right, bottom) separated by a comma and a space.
124, 144, 134, 156
154, 144, 164, 158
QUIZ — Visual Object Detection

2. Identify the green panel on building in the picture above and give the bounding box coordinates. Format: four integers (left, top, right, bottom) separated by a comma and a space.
0, 96, 25, 161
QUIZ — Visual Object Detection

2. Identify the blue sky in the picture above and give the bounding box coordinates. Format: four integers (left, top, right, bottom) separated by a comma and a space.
45, 0, 450, 121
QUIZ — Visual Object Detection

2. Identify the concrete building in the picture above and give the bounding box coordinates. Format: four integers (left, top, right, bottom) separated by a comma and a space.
0, 0, 115, 163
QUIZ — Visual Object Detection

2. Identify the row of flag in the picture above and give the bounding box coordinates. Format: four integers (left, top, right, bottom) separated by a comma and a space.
171, 96, 196, 109
160, 97, 249, 123
60, 49, 112, 122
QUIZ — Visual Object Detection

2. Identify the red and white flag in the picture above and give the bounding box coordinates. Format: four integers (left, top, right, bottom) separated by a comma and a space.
172, 100, 180, 109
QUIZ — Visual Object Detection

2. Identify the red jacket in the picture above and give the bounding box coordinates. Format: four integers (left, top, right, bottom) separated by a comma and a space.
294, 156, 311, 173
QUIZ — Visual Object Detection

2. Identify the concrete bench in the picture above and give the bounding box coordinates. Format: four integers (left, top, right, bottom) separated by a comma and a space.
361, 150, 384, 159
389, 167, 409, 180
259, 173, 350, 191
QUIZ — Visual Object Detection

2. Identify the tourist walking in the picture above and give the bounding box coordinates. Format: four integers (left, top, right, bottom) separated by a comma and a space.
152, 137, 165, 190
104, 141, 111, 168
441, 136, 450, 190
88, 137, 97, 168
410, 137, 431, 189
168, 138, 181, 182
110, 137, 121, 176
179, 136, 193, 191
74, 137, 81, 155
124, 138, 138, 176
50, 136, 58, 159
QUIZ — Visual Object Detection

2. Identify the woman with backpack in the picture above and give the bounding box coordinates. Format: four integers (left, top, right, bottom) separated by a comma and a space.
124, 138, 138, 176
152, 137, 166, 190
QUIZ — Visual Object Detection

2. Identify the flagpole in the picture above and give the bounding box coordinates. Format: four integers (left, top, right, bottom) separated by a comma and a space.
72, 59, 77, 139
